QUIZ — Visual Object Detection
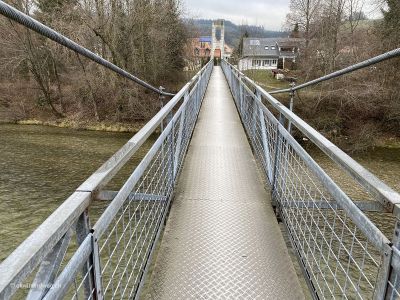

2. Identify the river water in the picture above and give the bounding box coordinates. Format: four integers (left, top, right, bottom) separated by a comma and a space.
1, 124, 400, 277
0, 124, 156, 263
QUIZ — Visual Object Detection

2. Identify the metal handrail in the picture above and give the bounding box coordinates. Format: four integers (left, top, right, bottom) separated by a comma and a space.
224, 60, 400, 216
0, 1, 175, 97
269, 48, 400, 94
222, 59, 398, 299
0, 60, 213, 298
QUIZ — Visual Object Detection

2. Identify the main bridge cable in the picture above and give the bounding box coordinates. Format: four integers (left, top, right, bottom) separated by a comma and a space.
269, 47, 400, 95
0, 1, 175, 97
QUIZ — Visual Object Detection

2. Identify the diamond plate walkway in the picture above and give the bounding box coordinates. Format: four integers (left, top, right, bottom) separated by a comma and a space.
145, 67, 304, 299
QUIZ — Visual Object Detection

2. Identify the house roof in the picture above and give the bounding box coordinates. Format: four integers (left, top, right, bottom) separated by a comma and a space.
243, 38, 279, 57
199, 36, 212, 43
242, 38, 304, 57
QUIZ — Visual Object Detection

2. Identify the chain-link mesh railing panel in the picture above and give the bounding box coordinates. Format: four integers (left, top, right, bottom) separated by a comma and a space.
221, 60, 391, 300
93, 65, 211, 299
97, 135, 174, 299
387, 274, 400, 300
64, 258, 96, 300
16, 61, 213, 300
222, 62, 277, 185
94, 66, 212, 299
273, 134, 383, 299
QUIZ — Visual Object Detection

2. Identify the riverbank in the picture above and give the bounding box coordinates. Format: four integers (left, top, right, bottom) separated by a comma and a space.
4, 117, 400, 152
244, 70, 400, 152
9, 119, 147, 134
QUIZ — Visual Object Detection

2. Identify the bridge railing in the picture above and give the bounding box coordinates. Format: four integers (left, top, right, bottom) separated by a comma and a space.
221, 57, 400, 299
0, 52, 212, 299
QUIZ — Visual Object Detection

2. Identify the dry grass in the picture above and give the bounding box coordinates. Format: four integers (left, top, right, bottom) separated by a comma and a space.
244, 70, 290, 91
16, 119, 147, 133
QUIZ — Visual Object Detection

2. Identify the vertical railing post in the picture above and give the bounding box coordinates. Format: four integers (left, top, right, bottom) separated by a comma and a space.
169, 117, 175, 194
91, 233, 104, 300
159, 86, 165, 132
167, 91, 175, 195
174, 90, 188, 179
373, 244, 392, 300
288, 83, 295, 134
257, 90, 273, 184
239, 77, 244, 115
381, 219, 400, 299
271, 114, 286, 217
76, 210, 95, 299
251, 89, 258, 144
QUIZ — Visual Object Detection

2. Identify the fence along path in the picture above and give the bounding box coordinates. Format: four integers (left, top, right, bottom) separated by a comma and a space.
144, 67, 304, 299
2, 1, 400, 299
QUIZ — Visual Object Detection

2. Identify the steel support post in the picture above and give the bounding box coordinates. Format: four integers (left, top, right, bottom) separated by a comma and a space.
383, 220, 400, 299
174, 91, 189, 178
169, 113, 175, 195
288, 82, 295, 134
159, 86, 165, 132
239, 78, 244, 115
251, 90, 258, 142
271, 114, 286, 217
75, 210, 94, 299
91, 235, 104, 300
373, 243, 392, 300
257, 90, 273, 184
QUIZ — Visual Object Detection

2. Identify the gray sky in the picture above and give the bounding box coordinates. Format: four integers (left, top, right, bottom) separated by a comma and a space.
182, 0, 383, 31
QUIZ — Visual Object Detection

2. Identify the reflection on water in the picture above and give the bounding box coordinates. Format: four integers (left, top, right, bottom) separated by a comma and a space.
0, 124, 154, 263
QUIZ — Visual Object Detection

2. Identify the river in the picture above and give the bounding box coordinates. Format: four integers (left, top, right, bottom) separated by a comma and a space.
1, 124, 399, 268
0, 124, 155, 263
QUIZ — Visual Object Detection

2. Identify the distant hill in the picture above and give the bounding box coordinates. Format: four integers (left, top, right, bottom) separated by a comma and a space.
186, 19, 289, 48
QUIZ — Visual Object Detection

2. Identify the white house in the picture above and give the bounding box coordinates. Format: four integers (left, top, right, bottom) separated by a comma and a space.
239, 38, 303, 71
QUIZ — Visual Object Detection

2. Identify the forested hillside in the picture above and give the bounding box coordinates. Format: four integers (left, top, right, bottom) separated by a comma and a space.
188, 19, 288, 47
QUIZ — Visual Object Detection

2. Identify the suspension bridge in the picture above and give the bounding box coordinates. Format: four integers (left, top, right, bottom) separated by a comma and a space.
1, 1, 400, 299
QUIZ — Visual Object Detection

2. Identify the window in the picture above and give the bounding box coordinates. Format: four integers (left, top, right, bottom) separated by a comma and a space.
250, 40, 260, 46
252, 59, 262, 67
271, 46, 276, 50
272, 59, 277, 65
263, 60, 271, 66
264, 46, 269, 50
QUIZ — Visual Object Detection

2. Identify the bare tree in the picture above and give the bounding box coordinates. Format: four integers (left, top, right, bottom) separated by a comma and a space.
286, 0, 321, 48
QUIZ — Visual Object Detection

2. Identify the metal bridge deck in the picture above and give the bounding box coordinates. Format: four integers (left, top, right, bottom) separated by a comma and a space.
145, 67, 304, 299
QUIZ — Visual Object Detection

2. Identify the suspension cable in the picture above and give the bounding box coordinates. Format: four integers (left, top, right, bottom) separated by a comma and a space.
0, 1, 175, 97
269, 47, 400, 95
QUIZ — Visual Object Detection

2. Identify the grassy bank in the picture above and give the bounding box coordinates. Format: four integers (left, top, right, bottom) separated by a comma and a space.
13, 119, 147, 134
243, 69, 290, 91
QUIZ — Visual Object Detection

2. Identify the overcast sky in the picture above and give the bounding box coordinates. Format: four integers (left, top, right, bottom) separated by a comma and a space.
182, 0, 383, 31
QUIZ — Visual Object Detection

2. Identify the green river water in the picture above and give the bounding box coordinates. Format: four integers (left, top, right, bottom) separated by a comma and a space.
1, 124, 400, 280
0, 124, 156, 263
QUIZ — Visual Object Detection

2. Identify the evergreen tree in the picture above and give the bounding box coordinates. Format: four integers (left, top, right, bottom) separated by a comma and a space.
236, 31, 249, 58
381, 0, 400, 48
290, 23, 300, 38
